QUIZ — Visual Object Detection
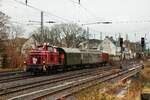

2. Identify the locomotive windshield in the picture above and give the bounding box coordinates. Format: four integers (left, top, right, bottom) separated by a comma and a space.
30, 55, 41, 64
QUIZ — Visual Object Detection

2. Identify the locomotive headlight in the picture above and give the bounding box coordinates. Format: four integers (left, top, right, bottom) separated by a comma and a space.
43, 61, 45, 64
23, 61, 27, 72
24, 61, 26, 65
42, 61, 46, 71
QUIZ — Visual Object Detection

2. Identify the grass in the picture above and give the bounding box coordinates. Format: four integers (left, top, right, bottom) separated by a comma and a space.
126, 80, 141, 100
74, 80, 141, 100
0, 67, 22, 72
74, 60, 150, 100
140, 61, 150, 81
140, 60, 150, 95
74, 83, 126, 100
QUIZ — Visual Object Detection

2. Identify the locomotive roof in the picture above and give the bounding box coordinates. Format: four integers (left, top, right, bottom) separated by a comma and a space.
57, 47, 81, 53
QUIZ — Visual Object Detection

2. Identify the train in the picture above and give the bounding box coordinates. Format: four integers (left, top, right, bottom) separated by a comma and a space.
24, 43, 109, 74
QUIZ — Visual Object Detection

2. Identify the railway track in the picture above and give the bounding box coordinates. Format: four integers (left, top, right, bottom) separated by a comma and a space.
0, 66, 118, 99
8, 63, 143, 100
32, 64, 143, 100
0, 61, 135, 84
0, 70, 24, 77
0, 74, 34, 83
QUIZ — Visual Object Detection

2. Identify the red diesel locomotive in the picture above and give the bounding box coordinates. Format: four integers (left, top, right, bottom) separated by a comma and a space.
24, 43, 109, 74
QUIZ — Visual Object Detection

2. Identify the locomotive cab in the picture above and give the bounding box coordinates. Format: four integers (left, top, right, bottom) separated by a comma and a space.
25, 44, 59, 73
25, 51, 46, 73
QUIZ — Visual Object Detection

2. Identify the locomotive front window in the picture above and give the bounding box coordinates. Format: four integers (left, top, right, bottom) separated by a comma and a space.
30, 55, 41, 64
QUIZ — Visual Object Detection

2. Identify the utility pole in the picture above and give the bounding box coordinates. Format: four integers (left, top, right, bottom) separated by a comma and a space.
28, 11, 55, 43
126, 34, 128, 48
87, 27, 89, 49
100, 32, 102, 40
94, 34, 95, 39
115, 34, 117, 55
41, 11, 44, 42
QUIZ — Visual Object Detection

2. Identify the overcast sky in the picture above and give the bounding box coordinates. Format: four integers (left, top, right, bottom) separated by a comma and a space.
0, 0, 150, 47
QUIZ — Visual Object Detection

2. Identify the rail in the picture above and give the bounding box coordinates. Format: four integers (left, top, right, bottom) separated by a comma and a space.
8, 64, 143, 100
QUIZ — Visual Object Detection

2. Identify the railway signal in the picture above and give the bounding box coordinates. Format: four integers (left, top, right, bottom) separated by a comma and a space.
141, 37, 145, 51
25, 0, 28, 5
119, 37, 123, 48
78, 0, 80, 4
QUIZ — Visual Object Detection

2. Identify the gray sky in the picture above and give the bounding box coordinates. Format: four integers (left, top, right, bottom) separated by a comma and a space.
0, 0, 150, 47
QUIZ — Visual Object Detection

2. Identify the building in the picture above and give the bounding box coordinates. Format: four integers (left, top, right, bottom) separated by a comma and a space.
21, 36, 39, 56
97, 36, 120, 55
79, 39, 102, 50
124, 40, 142, 58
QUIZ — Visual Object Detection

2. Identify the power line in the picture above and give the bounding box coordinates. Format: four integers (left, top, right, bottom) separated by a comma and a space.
10, 20, 40, 27
82, 21, 112, 25
68, 0, 104, 21
13, 0, 73, 23
82, 20, 150, 25
114, 20, 150, 24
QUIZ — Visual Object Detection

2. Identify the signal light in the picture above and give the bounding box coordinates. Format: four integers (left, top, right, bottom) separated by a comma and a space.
141, 37, 145, 47
119, 38, 123, 47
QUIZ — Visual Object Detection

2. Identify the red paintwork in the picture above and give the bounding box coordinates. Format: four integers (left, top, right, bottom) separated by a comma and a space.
60, 52, 65, 64
26, 43, 110, 73
101, 53, 109, 62
27, 45, 59, 65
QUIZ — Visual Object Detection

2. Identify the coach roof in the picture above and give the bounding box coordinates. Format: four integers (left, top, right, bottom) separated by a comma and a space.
57, 47, 81, 53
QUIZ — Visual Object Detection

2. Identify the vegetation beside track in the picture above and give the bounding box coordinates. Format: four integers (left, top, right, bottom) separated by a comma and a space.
140, 60, 150, 98
74, 61, 149, 100
141, 61, 150, 81
0, 67, 22, 73
74, 82, 125, 100
75, 78, 141, 100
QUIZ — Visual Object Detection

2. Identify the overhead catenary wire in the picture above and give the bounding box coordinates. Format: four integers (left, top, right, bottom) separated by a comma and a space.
12, 0, 150, 26
68, 0, 101, 21
13, 0, 74, 23
9, 20, 41, 28
68, 0, 150, 26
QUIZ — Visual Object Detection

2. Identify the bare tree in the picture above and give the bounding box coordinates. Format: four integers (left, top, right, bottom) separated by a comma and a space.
0, 11, 26, 68
31, 23, 87, 48
51, 23, 88, 47
5, 25, 25, 68
32, 26, 60, 46
0, 11, 9, 55
0, 11, 9, 40
0, 11, 10, 67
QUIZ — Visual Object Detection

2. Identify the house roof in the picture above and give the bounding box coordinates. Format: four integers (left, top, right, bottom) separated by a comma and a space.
79, 39, 102, 44
79, 39, 102, 49
105, 36, 120, 47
